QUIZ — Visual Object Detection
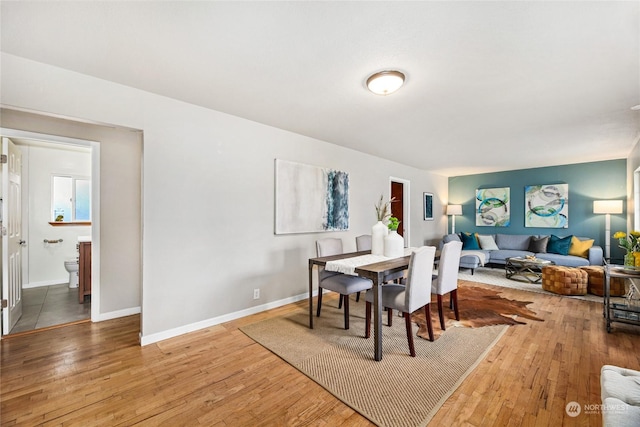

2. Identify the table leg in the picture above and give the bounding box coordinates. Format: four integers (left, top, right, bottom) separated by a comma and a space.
373, 277, 382, 361
308, 263, 314, 329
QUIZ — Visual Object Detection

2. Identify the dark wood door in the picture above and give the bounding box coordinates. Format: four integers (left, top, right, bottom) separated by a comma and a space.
391, 181, 404, 237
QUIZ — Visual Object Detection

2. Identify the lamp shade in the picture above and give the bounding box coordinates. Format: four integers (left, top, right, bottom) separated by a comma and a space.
446, 204, 462, 216
593, 200, 623, 214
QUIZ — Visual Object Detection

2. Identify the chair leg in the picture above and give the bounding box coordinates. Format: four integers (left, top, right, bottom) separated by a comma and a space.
387, 308, 393, 326
404, 312, 416, 357
356, 291, 360, 302
338, 294, 343, 309
343, 294, 350, 330
452, 289, 460, 321
365, 301, 372, 338
437, 294, 446, 330
317, 287, 323, 317
424, 304, 434, 342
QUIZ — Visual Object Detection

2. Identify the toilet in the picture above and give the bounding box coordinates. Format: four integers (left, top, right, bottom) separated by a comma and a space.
64, 259, 79, 289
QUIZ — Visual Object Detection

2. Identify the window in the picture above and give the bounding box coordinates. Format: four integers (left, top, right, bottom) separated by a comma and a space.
52, 175, 91, 223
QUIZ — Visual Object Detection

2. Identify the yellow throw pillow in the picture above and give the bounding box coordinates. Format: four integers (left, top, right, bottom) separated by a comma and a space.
569, 236, 594, 258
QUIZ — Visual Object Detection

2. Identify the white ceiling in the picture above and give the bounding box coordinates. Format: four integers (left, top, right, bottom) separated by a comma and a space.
1, 1, 639, 176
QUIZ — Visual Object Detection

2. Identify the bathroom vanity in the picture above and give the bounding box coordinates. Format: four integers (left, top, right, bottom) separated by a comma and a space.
78, 239, 91, 303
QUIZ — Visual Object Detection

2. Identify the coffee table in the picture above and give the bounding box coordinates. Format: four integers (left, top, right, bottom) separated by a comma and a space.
505, 257, 555, 283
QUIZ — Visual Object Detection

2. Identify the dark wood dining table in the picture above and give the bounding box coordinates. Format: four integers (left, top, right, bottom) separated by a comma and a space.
308, 250, 412, 361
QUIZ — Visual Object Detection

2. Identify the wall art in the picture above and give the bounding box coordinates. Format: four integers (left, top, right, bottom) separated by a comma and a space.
476, 187, 510, 226
423, 192, 433, 221
274, 159, 349, 234
524, 183, 568, 228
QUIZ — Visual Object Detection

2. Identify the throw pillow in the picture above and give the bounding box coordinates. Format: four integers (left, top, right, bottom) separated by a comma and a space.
569, 236, 594, 258
460, 232, 480, 250
547, 235, 573, 256
477, 234, 499, 250
528, 236, 549, 253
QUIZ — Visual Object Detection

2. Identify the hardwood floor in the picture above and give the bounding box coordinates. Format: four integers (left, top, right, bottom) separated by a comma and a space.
2, 280, 640, 426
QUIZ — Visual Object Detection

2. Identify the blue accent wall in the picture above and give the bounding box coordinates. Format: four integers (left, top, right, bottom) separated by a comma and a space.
448, 159, 627, 262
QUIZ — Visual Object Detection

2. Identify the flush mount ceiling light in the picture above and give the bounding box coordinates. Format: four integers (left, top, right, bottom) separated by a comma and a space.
632, 105, 640, 111
366, 70, 405, 96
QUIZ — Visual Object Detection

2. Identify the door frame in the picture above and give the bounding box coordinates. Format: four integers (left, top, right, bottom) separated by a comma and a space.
0, 128, 100, 337
389, 176, 410, 248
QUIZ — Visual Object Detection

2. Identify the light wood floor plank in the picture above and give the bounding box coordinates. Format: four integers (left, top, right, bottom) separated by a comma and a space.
3, 280, 640, 426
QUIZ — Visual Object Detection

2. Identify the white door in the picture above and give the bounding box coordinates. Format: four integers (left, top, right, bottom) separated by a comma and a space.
2, 137, 23, 335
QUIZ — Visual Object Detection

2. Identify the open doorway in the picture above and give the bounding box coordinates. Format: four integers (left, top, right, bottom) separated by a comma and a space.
1, 130, 99, 336
390, 177, 410, 247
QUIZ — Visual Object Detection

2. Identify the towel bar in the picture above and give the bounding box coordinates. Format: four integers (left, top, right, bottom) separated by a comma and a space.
44, 239, 63, 244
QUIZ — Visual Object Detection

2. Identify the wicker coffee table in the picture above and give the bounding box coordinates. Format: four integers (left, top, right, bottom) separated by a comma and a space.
505, 257, 555, 283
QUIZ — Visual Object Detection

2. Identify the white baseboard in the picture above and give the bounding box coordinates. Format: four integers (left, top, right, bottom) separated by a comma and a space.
23, 279, 68, 289
139, 290, 316, 346
94, 306, 141, 322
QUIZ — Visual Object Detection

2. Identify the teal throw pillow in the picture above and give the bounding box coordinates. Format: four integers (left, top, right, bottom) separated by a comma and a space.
460, 232, 480, 250
547, 235, 573, 256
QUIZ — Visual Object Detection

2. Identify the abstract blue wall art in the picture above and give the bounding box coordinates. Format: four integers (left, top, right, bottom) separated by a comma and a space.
274, 159, 349, 234
476, 187, 510, 226
525, 184, 568, 228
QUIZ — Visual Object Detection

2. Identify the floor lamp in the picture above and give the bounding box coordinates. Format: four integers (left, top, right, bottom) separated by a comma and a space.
446, 204, 462, 234
593, 200, 623, 262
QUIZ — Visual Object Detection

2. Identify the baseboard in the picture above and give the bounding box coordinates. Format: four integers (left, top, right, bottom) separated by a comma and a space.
23, 279, 68, 289
139, 290, 316, 346
94, 306, 141, 322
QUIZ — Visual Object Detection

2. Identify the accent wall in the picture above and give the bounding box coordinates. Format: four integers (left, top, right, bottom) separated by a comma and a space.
448, 159, 627, 262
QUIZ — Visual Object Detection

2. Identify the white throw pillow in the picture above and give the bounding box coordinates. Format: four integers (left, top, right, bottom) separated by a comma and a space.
477, 234, 499, 250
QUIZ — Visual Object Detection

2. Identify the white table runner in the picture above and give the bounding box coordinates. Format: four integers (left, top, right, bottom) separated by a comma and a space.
325, 248, 415, 275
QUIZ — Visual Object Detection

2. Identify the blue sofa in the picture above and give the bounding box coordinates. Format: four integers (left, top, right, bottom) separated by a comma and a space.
440, 233, 604, 273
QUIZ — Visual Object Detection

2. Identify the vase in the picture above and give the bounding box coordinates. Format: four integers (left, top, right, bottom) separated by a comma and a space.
371, 221, 387, 255
624, 252, 636, 267
633, 252, 640, 267
384, 229, 404, 258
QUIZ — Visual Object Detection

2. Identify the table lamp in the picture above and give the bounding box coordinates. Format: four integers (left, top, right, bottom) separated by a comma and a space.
446, 204, 462, 234
593, 200, 623, 261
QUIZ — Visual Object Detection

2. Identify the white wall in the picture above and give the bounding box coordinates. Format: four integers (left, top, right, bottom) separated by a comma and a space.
0, 53, 448, 343
19, 143, 91, 287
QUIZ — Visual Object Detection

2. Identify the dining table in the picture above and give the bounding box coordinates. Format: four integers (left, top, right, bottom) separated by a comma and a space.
308, 249, 414, 361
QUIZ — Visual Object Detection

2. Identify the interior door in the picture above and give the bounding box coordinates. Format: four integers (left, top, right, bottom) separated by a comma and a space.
2, 137, 23, 335
391, 181, 404, 237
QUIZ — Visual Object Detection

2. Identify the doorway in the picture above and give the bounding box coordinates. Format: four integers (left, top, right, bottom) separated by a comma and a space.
390, 177, 410, 247
0, 129, 99, 336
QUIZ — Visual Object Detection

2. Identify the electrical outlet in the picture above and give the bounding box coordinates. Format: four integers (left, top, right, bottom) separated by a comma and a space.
253, 289, 260, 300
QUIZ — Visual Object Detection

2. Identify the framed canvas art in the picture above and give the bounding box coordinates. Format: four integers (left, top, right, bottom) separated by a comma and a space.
274, 159, 349, 234
476, 187, 510, 226
525, 184, 568, 228
423, 193, 433, 220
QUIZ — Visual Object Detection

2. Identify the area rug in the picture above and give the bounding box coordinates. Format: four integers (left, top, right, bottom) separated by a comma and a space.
457, 267, 608, 303
240, 295, 508, 427
412, 283, 544, 340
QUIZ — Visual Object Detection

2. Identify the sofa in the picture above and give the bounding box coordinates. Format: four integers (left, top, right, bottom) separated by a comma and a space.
440, 232, 603, 273
600, 365, 640, 426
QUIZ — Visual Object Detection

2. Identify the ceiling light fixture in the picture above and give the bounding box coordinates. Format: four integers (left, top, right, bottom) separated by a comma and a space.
632, 105, 640, 111
366, 70, 405, 96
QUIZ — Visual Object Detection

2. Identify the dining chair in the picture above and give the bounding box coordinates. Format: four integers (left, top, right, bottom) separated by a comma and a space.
431, 240, 463, 330
356, 234, 372, 251
316, 238, 373, 330
364, 246, 437, 356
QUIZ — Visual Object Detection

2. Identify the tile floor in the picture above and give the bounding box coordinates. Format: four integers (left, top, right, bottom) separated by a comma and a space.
9, 284, 91, 334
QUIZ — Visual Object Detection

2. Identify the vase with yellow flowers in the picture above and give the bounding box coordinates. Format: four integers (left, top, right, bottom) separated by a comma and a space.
614, 231, 640, 267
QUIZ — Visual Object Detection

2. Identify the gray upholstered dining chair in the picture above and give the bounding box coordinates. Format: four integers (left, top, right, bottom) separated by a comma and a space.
356, 234, 372, 251
364, 246, 437, 356
431, 240, 463, 330
316, 238, 373, 330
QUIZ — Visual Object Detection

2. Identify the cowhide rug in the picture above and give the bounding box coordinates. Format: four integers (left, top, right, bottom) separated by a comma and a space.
411, 283, 544, 340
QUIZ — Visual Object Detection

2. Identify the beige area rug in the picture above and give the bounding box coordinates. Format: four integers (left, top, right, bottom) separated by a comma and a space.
240, 298, 507, 427
458, 266, 620, 303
